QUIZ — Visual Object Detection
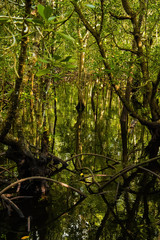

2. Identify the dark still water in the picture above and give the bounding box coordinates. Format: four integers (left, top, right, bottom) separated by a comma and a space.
1, 83, 160, 239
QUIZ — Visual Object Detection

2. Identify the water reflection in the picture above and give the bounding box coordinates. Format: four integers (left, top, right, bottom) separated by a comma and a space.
1, 83, 160, 239
1, 179, 160, 240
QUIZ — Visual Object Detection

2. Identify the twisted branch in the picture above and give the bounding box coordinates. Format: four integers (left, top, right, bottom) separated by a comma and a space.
0, 176, 86, 197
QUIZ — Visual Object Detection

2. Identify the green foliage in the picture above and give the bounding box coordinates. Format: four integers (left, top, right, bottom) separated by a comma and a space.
1, 0, 160, 239
37, 4, 53, 23
0, 234, 6, 240
36, 68, 50, 77
57, 32, 75, 42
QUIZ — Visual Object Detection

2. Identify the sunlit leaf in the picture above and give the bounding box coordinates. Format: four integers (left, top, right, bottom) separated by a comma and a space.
57, 32, 75, 42
37, 4, 45, 20
21, 236, 29, 240
26, 18, 33, 22
36, 69, 50, 76
44, 28, 53, 32
65, 64, 77, 69
48, 16, 56, 21
38, 58, 50, 63
86, 4, 95, 9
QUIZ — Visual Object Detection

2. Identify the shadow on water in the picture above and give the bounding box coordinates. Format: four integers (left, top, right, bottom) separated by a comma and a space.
1, 180, 160, 240
0, 188, 86, 240
0, 197, 51, 240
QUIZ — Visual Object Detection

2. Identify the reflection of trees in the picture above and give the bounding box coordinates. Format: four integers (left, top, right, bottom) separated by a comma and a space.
0, 176, 86, 240
1, 0, 160, 238
94, 156, 160, 239
75, 110, 84, 169
1, 92, 160, 239
63, 153, 160, 239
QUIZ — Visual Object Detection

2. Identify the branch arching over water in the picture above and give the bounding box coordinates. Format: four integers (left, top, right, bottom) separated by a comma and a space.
0, 176, 86, 198
99, 155, 160, 191
66, 153, 119, 164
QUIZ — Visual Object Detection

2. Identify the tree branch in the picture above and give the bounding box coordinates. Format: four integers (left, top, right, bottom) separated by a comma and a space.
151, 70, 160, 101
99, 155, 160, 191
121, 0, 136, 17
112, 34, 137, 54
109, 11, 131, 20
1, 194, 24, 218
66, 153, 119, 164
0, 176, 87, 198
71, 1, 99, 39
99, 0, 104, 33
56, 10, 74, 29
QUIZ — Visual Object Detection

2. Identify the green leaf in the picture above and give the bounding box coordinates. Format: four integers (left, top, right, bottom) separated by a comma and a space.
37, 4, 45, 20
44, 6, 52, 20
38, 58, 50, 63
36, 69, 50, 76
37, 5, 53, 22
61, 56, 72, 62
86, 4, 95, 9
52, 55, 61, 60
26, 18, 33, 22
26, 17, 43, 24
57, 32, 75, 42
65, 64, 77, 69
44, 28, 53, 32
48, 16, 56, 22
